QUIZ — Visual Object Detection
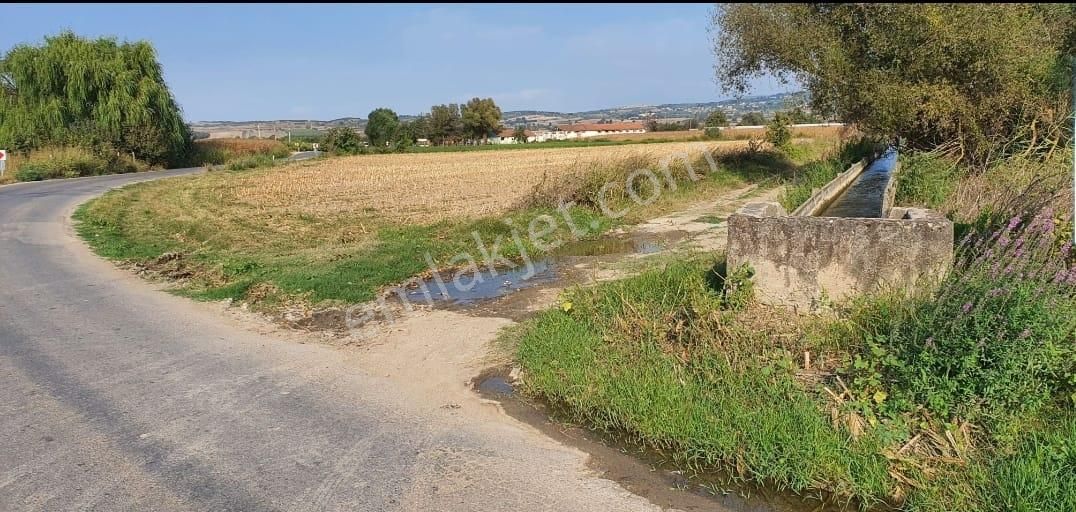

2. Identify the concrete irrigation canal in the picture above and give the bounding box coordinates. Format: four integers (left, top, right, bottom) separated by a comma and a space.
728, 146, 954, 310
818, 147, 899, 218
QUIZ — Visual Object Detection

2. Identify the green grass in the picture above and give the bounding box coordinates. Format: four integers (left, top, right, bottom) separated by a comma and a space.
75, 195, 613, 306
513, 260, 894, 506
908, 411, 1076, 512
511, 255, 1076, 510
893, 151, 959, 209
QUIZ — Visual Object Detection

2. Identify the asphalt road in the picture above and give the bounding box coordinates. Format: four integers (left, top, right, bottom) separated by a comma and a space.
0, 169, 658, 511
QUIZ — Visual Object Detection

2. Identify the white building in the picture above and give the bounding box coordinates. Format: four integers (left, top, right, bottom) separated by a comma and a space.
489, 122, 649, 144
490, 128, 538, 144
553, 122, 647, 139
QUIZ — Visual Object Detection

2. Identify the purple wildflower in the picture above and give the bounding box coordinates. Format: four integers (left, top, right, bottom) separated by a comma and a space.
1062, 242, 1072, 258
1008, 216, 1022, 230
999, 236, 1011, 248
1053, 269, 1068, 284
962, 302, 974, 313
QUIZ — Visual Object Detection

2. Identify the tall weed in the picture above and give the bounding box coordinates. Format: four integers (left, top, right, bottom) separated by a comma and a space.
848, 208, 1076, 443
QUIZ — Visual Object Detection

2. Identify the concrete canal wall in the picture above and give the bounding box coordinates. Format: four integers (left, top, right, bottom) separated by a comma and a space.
726, 150, 952, 310
790, 157, 869, 216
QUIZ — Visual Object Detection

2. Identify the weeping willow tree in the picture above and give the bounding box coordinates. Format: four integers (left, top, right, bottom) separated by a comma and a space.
0, 31, 191, 166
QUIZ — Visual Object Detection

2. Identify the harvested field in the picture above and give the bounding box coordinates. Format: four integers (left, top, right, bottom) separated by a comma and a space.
228, 140, 749, 222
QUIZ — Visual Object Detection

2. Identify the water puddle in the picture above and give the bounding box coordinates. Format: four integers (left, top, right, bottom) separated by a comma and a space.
819, 147, 898, 218
472, 365, 826, 512
401, 259, 560, 307
550, 237, 664, 257
476, 374, 515, 397
397, 234, 673, 313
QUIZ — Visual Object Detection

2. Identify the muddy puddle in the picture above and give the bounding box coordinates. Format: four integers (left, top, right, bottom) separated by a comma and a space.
393, 233, 681, 320
401, 259, 561, 307
473, 368, 826, 512
548, 237, 665, 257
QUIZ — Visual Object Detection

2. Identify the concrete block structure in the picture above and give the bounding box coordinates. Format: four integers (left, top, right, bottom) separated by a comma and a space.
726, 151, 954, 311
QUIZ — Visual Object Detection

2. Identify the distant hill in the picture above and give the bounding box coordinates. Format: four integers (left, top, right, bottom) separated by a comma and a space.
190, 91, 813, 137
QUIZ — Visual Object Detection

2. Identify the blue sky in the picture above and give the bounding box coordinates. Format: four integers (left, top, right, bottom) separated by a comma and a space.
2, 3, 795, 121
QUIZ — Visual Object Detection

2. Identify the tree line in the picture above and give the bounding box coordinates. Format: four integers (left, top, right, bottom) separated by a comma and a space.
324, 97, 504, 154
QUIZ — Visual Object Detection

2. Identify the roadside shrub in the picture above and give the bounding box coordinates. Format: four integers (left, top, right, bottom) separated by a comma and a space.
14, 166, 45, 182
765, 113, 792, 149
323, 127, 364, 155
848, 209, 1076, 443
192, 138, 290, 166
192, 147, 229, 166
11, 146, 146, 182
226, 154, 276, 171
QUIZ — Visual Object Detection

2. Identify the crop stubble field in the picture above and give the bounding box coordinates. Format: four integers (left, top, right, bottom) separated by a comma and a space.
229, 139, 750, 222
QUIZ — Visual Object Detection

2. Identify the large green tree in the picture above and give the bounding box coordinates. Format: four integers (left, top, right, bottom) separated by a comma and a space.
428, 103, 462, 145
711, 4, 1075, 162
705, 110, 728, 127
364, 108, 400, 147
461, 97, 502, 144
0, 31, 192, 166
323, 126, 363, 155
739, 111, 766, 126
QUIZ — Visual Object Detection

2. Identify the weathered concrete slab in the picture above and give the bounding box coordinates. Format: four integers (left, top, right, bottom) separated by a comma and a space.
727, 204, 953, 310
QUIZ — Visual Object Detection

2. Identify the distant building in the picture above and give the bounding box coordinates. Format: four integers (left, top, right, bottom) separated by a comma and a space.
489, 121, 648, 144
416, 138, 431, 147
553, 122, 646, 139
490, 128, 539, 144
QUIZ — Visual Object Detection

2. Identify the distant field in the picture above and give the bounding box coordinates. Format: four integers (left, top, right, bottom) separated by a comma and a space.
230, 140, 747, 222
